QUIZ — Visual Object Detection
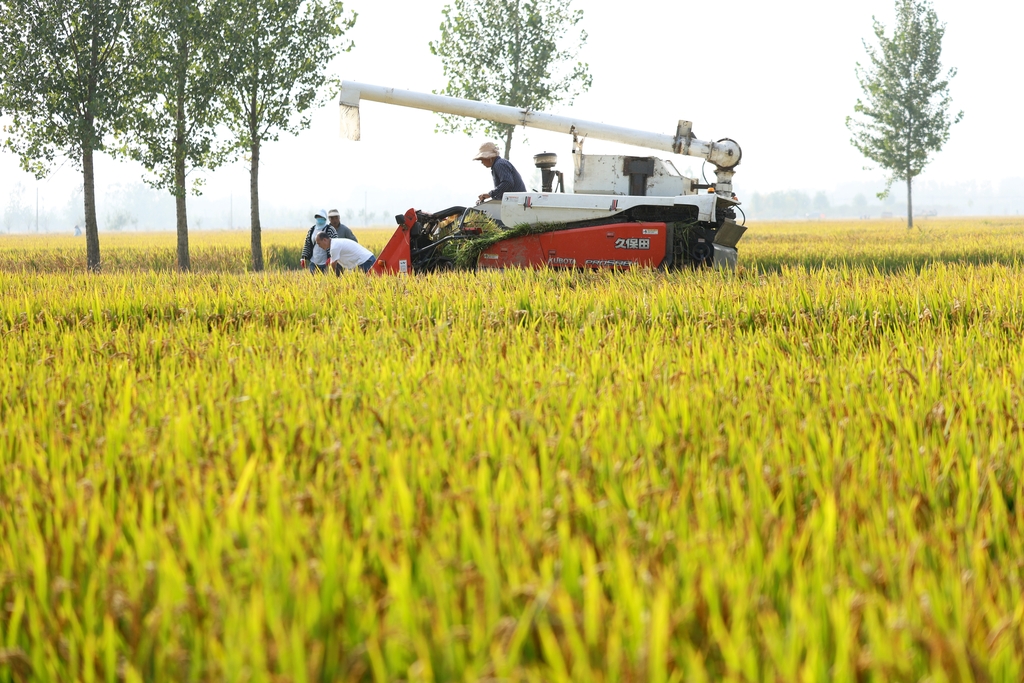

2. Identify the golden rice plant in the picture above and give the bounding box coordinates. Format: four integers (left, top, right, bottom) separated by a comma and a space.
0, 228, 395, 273
0, 218, 1022, 681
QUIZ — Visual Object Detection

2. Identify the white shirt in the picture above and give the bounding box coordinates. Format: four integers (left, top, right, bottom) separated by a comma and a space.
312, 241, 329, 265
328, 238, 374, 269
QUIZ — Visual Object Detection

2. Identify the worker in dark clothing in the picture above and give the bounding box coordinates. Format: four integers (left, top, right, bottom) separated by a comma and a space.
300, 209, 337, 273
327, 209, 358, 242
475, 141, 526, 203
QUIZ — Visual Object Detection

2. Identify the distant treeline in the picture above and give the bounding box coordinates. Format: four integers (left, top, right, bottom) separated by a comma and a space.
0, 181, 393, 234
746, 190, 937, 220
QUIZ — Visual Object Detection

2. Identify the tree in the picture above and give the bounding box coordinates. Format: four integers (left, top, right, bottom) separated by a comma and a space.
3, 183, 31, 233
813, 191, 830, 215
122, 0, 229, 271
847, 0, 962, 229
853, 193, 869, 216
430, 0, 592, 159
0, 0, 142, 270
220, 0, 355, 271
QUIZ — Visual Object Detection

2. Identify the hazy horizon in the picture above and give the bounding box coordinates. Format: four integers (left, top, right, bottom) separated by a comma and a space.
2, 0, 1021, 234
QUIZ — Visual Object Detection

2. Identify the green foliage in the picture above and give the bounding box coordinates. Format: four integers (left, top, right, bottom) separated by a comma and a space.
121, 0, 229, 198
429, 0, 592, 158
847, 0, 963, 226
442, 219, 568, 268
0, 0, 145, 270
0, 0, 138, 171
220, 0, 355, 148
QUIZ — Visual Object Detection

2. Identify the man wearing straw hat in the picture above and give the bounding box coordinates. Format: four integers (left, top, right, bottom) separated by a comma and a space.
474, 142, 525, 204
327, 209, 358, 243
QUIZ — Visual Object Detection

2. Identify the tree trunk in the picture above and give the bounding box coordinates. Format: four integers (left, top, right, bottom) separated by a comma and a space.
906, 176, 913, 229
174, 153, 190, 271
249, 137, 264, 271
83, 24, 101, 272
503, 127, 513, 160
82, 145, 101, 272
173, 37, 191, 271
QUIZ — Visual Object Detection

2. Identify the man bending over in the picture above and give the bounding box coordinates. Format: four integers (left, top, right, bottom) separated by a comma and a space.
314, 232, 377, 274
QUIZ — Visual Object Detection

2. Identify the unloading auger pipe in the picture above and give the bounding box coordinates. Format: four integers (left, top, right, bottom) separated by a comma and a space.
339, 81, 741, 171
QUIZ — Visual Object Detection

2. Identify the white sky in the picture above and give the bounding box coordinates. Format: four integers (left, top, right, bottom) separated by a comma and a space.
2, 0, 1021, 228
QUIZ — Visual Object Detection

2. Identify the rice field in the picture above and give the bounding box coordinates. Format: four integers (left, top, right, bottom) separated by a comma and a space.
0, 227, 398, 274
1, 218, 1023, 681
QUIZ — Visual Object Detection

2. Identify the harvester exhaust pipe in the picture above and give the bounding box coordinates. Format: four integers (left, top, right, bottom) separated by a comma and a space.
533, 152, 563, 193
338, 81, 741, 195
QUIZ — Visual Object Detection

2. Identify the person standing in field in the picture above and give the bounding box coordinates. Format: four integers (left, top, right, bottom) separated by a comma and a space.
301, 209, 337, 273
314, 231, 376, 274
327, 209, 358, 243
474, 142, 526, 204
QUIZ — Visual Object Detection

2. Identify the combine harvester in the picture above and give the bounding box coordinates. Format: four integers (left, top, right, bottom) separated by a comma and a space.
338, 81, 746, 274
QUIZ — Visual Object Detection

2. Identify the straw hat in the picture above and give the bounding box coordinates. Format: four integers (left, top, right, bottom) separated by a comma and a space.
473, 142, 500, 160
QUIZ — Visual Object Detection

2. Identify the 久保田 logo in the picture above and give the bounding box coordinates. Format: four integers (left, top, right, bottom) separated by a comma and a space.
614, 238, 650, 250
